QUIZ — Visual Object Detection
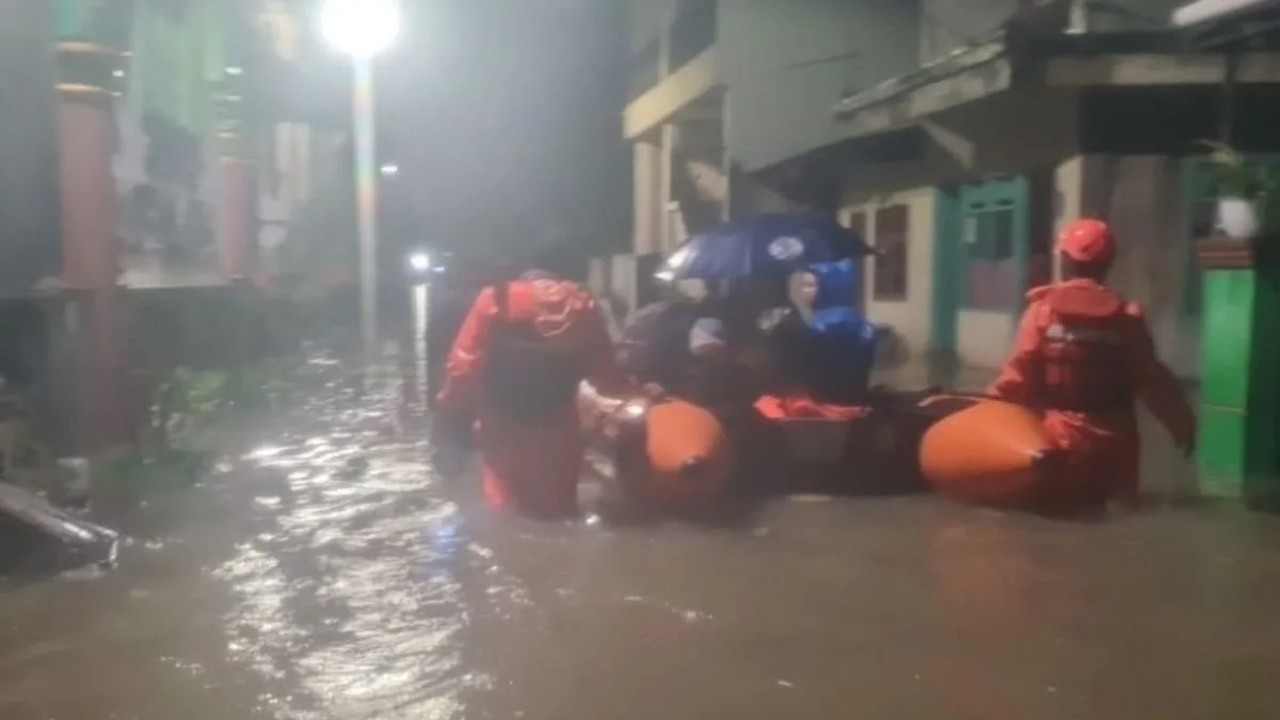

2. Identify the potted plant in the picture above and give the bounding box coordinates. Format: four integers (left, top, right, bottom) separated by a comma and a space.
1197, 140, 1279, 240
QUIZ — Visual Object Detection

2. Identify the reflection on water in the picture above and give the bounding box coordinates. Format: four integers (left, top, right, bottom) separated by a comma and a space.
212, 353, 479, 719
1, 344, 1280, 719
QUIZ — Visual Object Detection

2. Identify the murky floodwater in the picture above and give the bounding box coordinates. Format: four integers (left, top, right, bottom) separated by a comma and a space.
3, 337, 1280, 719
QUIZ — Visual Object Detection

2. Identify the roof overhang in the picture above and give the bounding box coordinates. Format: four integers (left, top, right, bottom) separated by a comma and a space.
1173, 0, 1278, 26
831, 23, 1280, 140
623, 48, 721, 140
832, 36, 1011, 138
1046, 50, 1280, 85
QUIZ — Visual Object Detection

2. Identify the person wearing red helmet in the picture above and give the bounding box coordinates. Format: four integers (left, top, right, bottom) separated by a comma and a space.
988, 218, 1196, 510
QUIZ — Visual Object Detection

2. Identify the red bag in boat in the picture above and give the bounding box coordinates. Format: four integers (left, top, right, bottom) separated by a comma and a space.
754, 394, 870, 420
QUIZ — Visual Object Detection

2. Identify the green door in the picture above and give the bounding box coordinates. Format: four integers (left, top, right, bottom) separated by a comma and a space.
932, 177, 1029, 354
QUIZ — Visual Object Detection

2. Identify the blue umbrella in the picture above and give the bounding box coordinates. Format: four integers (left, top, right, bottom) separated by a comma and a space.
657, 213, 871, 282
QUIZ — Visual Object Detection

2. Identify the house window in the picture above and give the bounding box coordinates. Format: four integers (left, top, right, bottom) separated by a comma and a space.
873, 205, 908, 301
963, 207, 1018, 309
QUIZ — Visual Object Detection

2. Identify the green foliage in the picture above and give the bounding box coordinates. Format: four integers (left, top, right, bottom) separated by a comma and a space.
1196, 140, 1280, 232
163, 367, 228, 424
226, 365, 291, 410
143, 367, 229, 459
97, 448, 212, 496
1196, 140, 1280, 200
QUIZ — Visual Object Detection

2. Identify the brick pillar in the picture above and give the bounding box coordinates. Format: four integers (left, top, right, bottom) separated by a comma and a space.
55, 41, 131, 452
215, 75, 255, 280
217, 158, 254, 279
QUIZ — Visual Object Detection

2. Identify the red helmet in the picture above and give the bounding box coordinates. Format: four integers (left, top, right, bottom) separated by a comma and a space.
1057, 219, 1116, 265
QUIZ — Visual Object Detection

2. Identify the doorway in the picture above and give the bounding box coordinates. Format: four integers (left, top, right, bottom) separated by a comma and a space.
931, 176, 1030, 366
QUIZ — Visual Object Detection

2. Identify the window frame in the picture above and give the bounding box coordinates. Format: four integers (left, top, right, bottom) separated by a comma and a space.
871, 204, 909, 302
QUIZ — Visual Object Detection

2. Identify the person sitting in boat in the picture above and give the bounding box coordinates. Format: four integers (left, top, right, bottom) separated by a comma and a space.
681, 317, 768, 415
619, 294, 703, 394
763, 260, 877, 407
623, 296, 767, 415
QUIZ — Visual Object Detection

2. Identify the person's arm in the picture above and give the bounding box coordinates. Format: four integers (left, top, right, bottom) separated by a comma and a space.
987, 302, 1046, 405
581, 298, 629, 395
1125, 304, 1196, 455
436, 287, 496, 413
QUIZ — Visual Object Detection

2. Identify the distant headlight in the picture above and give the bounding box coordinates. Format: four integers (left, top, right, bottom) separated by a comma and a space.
408, 252, 431, 272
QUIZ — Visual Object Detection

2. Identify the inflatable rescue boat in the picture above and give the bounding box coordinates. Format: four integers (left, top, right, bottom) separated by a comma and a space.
582, 385, 1080, 515
579, 384, 733, 517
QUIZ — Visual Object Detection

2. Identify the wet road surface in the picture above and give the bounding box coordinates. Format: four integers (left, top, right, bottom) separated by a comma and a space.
2, 349, 1280, 719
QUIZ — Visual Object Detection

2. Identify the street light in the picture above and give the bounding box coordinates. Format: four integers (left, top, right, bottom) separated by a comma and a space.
321, 0, 401, 360
408, 251, 432, 273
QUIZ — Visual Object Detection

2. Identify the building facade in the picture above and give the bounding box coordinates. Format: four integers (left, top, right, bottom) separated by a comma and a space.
614, 0, 918, 310
0, 0, 340, 454
821, 0, 1280, 375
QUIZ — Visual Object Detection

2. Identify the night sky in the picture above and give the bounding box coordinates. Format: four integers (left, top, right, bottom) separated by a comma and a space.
374, 0, 630, 263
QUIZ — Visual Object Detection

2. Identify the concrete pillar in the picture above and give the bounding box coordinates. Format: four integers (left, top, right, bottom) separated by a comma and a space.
215, 71, 256, 281
217, 159, 254, 279
1194, 237, 1280, 504
214, 78, 259, 372
1051, 155, 1088, 282
54, 40, 131, 452
57, 91, 119, 290
633, 136, 662, 255
660, 122, 678, 252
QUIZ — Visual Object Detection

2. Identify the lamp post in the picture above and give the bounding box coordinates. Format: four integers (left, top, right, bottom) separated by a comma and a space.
321, 0, 400, 360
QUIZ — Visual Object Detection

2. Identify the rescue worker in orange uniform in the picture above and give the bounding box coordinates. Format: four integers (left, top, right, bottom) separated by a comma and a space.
437, 261, 625, 518
988, 218, 1196, 509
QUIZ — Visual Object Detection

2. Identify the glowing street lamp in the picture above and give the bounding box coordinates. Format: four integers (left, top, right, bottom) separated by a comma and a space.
321, 0, 400, 57
408, 251, 431, 272
321, 0, 401, 360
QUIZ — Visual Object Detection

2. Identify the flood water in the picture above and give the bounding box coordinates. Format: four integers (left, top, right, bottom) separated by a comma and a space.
3, 332, 1280, 718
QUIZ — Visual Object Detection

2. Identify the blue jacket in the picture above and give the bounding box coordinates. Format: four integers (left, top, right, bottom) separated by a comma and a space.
804, 260, 877, 403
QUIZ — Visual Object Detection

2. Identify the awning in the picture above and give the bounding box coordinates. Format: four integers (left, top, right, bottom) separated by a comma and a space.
831, 19, 1280, 138
832, 35, 1011, 138
1174, 0, 1277, 26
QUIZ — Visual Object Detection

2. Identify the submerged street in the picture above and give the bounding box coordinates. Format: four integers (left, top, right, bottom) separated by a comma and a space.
6, 0, 1280, 717
1, 345, 1279, 720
